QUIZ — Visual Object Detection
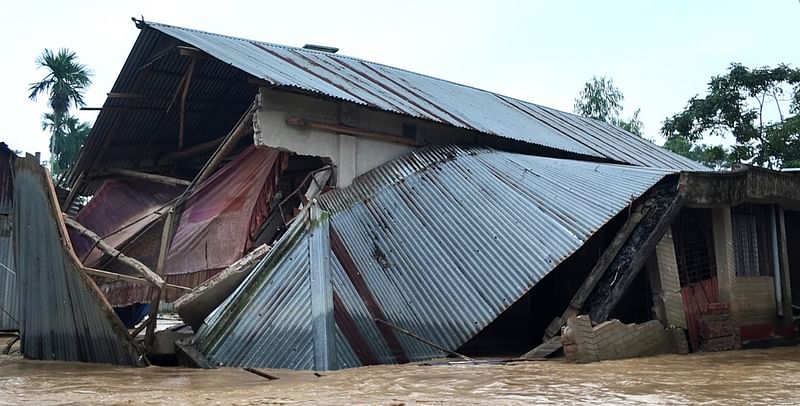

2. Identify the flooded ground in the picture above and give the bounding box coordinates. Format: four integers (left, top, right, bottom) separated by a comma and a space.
1, 346, 799, 405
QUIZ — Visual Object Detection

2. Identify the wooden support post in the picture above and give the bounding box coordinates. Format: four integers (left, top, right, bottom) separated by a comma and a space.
99, 168, 191, 187
145, 209, 176, 348
777, 206, 794, 323
63, 216, 165, 288
178, 58, 196, 149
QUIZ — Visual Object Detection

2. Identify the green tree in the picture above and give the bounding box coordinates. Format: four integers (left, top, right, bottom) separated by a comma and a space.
41, 113, 91, 176
574, 76, 644, 136
661, 63, 800, 169
28, 48, 93, 177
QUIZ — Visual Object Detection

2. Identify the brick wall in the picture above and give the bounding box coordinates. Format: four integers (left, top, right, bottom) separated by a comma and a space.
562, 315, 688, 363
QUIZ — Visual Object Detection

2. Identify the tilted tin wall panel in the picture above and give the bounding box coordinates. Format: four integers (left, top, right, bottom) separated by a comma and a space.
196, 146, 676, 370
13, 158, 145, 366
0, 215, 17, 330
195, 220, 315, 370
318, 146, 675, 358
334, 324, 361, 370
330, 253, 400, 364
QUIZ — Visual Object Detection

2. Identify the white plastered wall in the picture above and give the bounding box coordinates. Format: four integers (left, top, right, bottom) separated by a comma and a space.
253, 88, 415, 187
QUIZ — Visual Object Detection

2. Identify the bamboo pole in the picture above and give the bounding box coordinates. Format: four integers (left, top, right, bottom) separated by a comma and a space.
193, 106, 254, 185
63, 216, 165, 288
100, 168, 191, 187
145, 209, 176, 348
374, 319, 475, 363
83, 267, 191, 292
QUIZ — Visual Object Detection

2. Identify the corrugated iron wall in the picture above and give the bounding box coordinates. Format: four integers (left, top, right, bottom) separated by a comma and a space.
0, 148, 16, 330
196, 217, 315, 369
194, 146, 676, 370
0, 215, 16, 330
13, 158, 146, 366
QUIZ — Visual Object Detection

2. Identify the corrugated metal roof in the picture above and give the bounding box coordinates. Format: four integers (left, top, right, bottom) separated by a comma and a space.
68, 25, 258, 190
144, 21, 706, 171
13, 157, 146, 366
193, 146, 677, 370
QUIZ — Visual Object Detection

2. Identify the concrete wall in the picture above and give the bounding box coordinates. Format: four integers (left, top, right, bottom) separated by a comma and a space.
647, 231, 688, 329
562, 315, 688, 363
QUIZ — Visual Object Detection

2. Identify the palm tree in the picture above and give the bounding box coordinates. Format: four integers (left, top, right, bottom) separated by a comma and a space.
29, 48, 92, 177
28, 48, 92, 115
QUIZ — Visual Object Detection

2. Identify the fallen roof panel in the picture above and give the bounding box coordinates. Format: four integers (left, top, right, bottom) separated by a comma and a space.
193, 146, 677, 370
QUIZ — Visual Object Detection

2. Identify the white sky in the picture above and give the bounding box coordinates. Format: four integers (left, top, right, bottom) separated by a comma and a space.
2, 0, 799, 158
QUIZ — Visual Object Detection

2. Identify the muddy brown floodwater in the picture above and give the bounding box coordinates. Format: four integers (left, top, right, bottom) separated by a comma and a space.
1, 346, 799, 405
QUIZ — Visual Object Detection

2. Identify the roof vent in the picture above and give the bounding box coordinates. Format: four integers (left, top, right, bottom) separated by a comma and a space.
303, 44, 339, 53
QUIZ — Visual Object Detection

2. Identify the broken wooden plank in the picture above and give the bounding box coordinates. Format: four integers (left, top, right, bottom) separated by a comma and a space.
243, 368, 279, 380
285, 116, 420, 146
550, 203, 645, 338
585, 190, 685, 322
521, 336, 563, 359
63, 215, 165, 288
175, 338, 215, 369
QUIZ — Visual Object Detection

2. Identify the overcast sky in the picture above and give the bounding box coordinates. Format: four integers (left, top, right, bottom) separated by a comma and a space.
2, 0, 798, 158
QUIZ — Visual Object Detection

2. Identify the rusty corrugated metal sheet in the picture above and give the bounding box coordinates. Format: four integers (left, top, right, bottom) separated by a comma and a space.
193, 146, 677, 370
13, 157, 146, 366
143, 21, 705, 171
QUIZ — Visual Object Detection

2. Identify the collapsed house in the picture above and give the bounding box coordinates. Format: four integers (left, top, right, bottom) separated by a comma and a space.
6, 19, 796, 368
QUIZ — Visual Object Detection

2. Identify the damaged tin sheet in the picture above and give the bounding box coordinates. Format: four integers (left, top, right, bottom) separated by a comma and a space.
193, 145, 676, 370
0, 147, 16, 330
13, 157, 146, 366
142, 21, 705, 171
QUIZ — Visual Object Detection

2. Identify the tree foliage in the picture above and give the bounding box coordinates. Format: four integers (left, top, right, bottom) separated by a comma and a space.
28, 48, 93, 177
662, 63, 800, 169
41, 113, 91, 176
574, 76, 643, 136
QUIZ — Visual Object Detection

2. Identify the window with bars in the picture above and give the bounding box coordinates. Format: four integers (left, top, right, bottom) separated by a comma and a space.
731, 204, 773, 277
672, 208, 717, 286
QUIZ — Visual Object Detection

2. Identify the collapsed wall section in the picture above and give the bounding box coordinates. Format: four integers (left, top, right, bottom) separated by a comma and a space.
193, 145, 676, 370
13, 157, 146, 366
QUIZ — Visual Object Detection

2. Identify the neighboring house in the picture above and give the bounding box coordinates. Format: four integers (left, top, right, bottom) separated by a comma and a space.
44, 20, 800, 368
